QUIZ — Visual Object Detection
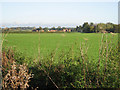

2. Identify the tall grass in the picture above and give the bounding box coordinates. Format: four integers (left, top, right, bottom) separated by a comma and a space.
29, 33, 119, 88
2, 49, 33, 89
2, 33, 120, 89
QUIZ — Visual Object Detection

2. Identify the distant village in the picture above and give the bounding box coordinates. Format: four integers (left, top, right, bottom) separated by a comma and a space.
1, 22, 119, 33
32, 28, 72, 32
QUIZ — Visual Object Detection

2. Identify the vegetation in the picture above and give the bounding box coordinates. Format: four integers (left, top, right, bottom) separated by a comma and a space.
2, 22, 119, 33
74, 22, 119, 33
2, 32, 119, 89
3, 33, 118, 60
2, 48, 33, 89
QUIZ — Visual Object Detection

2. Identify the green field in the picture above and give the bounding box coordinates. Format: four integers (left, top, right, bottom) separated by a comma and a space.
2, 32, 119, 88
3, 33, 118, 61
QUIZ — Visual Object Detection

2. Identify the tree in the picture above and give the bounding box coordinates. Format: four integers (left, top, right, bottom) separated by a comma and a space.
62, 27, 66, 29
97, 23, 106, 32
39, 26, 42, 30
33, 27, 36, 30
90, 22, 95, 32
76, 25, 82, 32
51, 27, 56, 30
106, 23, 114, 32
112, 24, 119, 33
43, 27, 49, 32
94, 25, 98, 33
90, 22, 94, 26
76, 26, 79, 32
82, 22, 90, 33
57, 26, 62, 30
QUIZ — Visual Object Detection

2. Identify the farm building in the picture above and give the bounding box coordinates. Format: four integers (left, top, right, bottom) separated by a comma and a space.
40, 30, 44, 32
32, 29, 44, 32
62, 29, 71, 32
48, 30, 57, 32
32, 28, 72, 32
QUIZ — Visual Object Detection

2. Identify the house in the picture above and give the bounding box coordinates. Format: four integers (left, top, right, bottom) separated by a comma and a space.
62, 29, 71, 32
32, 29, 44, 32
40, 30, 44, 32
48, 30, 57, 32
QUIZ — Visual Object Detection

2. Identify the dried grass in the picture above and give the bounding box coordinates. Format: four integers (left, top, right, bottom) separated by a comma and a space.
2, 50, 33, 89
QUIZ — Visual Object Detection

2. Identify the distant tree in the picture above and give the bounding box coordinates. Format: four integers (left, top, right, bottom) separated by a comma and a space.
79, 25, 82, 32
57, 26, 62, 30
106, 23, 114, 32
118, 24, 120, 33
62, 27, 66, 29
90, 22, 94, 26
75, 22, 118, 33
94, 25, 98, 33
82, 22, 90, 33
39, 26, 42, 30
76, 26, 79, 32
43, 27, 49, 32
97, 23, 106, 32
0, 27, 1, 30
51, 27, 56, 30
33, 27, 36, 30
90, 22, 95, 32
76, 25, 82, 32
17, 27, 20, 30
72, 28, 77, 32
113, 24, 119, 33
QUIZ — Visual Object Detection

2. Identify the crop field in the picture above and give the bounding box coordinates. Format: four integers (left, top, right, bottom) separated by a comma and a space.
3, 33, 118, 61
2, 32, 119, 88
1, 1, 120, 88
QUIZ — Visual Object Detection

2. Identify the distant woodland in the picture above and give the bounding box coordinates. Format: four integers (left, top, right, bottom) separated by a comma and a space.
1, 22, 119, 33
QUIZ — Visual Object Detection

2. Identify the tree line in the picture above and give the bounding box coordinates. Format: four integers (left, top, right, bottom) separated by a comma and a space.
74, 22, 119, 33
1, 22, 119, 33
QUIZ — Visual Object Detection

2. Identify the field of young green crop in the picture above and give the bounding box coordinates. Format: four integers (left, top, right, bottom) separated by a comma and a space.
2, 32, 119, 88
3, 33, 118, 61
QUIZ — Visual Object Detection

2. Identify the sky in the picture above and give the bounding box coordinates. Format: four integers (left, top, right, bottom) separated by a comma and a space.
0, 0, 119, 2
0, 1, 118, 27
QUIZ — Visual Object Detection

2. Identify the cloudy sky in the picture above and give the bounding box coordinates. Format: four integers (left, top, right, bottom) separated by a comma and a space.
0, 0, 118, 27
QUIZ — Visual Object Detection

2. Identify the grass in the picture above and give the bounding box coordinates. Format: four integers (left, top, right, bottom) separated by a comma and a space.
2, 32, 119, 88
3, 33, 118, 62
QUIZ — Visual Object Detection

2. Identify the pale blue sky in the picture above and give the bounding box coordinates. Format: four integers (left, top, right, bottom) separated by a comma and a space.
0, 2, 118, 27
